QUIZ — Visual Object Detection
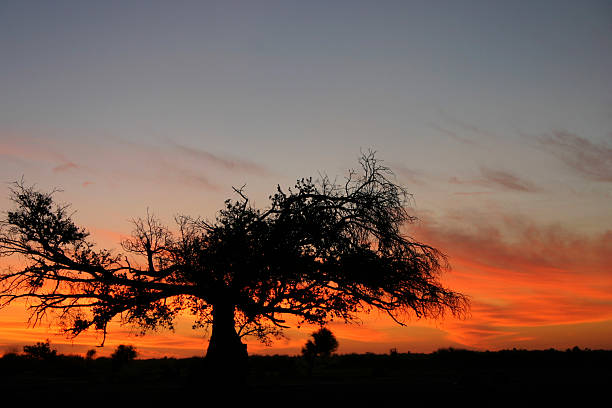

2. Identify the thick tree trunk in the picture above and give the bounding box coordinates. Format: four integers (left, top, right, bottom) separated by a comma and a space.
205, 303, 248, 384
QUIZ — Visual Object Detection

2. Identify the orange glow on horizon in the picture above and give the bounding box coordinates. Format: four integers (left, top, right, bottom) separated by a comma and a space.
1, 201, 611, 358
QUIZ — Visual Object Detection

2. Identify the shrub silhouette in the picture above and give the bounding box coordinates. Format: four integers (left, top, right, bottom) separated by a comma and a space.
311, 327, 339, 358
85, 349, 97, 360
302, 328, 339, 373
111, 344, 137, 362
111, 344, 137, 372
302, 339, 318, 365
23, 339, 57, 360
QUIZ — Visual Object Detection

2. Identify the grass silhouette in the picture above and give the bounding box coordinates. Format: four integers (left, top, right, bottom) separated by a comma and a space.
0, 346, 608, 402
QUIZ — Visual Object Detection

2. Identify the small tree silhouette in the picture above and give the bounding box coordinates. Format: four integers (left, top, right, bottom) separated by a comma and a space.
23, 339, 57, 360
311, 328, 339, 358
85, 349, 97, 360
301, 339, 318, 367
111, 344, 137, 362
111, 344, 137, 372
302, 328, 338, 373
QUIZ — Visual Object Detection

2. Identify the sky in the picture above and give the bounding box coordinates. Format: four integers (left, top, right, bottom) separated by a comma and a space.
1, 0, 611, 358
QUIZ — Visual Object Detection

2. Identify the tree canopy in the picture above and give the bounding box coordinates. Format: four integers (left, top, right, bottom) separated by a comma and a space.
0, 152, 468, 368
302, 327, 339, 360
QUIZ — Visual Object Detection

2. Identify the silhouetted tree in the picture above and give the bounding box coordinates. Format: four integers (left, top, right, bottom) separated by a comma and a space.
23, 339, 57, 360
301, 339, 317, 375
111, 344, 137, 372
302, 338, 318, 359
302, 327, 338, 374
311, 327, 339, 358
111, 344, 137, 362
0, 152, 468, 381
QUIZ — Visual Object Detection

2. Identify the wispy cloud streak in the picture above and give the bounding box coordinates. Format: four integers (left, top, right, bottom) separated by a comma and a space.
168, 141, 270, 176
52, 160, 79, 173
537, 130, 612, 182
435, 109, 497, 142
393, 165, 427, 186
157, 158, 222, 191
449, 168, 539, 193
0, 137, 82, 174
428, 123, 476, 145
479, 167, 539, 192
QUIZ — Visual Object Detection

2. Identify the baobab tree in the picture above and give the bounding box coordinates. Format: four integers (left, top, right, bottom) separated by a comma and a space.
0, 152, 468, 379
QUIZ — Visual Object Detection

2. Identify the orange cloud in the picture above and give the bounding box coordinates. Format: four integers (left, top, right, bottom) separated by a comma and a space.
410, 211, 612, 350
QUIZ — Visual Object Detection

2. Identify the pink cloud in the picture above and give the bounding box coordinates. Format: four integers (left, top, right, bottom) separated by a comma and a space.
0, 135, 83, 174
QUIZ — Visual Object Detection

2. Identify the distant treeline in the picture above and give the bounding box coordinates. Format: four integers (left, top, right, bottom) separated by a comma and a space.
1, 347, 609, 401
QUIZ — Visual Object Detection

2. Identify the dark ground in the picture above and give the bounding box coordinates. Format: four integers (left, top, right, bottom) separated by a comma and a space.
1, 348, 609, 403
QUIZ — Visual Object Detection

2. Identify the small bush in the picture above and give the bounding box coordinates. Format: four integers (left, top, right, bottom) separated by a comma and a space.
310, 328, 339, 358
85, 349, 97, 360
111, 345, 137, 364
301, 328, 339, 374
1, 351, 19, 360
23, 339, 57, 360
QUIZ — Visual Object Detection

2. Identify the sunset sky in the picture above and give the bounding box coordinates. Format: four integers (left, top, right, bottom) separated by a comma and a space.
1, 0, 611, 358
